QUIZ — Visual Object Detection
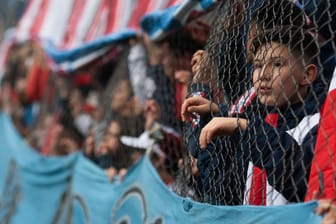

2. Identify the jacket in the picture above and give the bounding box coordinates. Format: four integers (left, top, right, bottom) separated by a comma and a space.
235, 88, 321, 204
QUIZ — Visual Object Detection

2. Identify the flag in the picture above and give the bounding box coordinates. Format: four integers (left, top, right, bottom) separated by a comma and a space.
141, 0, 218, 41
13, 0, 184, 72
0, 112, 324, 223
9, 0, 218, 73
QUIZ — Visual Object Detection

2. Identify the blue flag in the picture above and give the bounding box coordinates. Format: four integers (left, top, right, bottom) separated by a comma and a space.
0, 112, 323, 223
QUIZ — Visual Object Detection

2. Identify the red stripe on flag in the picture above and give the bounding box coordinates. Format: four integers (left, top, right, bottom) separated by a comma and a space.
105, 0, 120, 34
62, 0, 86, 48
85, 0, 109, 42
128, 0, 151, 30
168, 0, 183, 6
30, 0, 51, 36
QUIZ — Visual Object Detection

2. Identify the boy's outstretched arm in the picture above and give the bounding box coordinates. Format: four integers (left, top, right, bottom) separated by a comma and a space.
199, 117, 248, 149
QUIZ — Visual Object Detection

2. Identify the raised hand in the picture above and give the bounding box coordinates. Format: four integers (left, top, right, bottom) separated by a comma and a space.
191, 50, 212, 83
181, 96, 219, 122
191, 50, 204, 75
199, 117, 247, 149
144, 99, 161, 130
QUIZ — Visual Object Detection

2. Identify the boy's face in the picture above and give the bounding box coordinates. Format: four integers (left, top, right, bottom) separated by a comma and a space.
253, 42, 306, 107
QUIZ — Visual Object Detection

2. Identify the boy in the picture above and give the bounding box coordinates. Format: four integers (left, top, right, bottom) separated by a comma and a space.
199, 28, 320, 203
182, 0, 317, 205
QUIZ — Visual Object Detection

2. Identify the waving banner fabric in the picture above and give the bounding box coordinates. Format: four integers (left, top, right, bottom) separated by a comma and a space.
13, 0, 184, 72
9, 0, 218, 72
140, 0, 218, 41
0, 112, 323, 223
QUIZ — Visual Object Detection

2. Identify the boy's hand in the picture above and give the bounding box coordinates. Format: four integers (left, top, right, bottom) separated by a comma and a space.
191, 50, 204, 74
199, 117, 247, 149
315, 199, 336, 224
191, 50, 212, 83
181, 96, 219, 122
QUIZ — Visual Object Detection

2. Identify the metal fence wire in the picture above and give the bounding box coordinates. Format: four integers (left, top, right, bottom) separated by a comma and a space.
3, 0, 336, 210
174, 0, 336, 206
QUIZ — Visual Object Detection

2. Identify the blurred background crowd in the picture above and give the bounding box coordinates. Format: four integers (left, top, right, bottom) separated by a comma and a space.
0, 1, 211, 200
1, 2, 336, 222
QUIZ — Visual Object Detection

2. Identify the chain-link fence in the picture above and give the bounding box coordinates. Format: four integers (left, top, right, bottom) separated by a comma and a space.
178, 0, 336, 206
1, 0, 336, 213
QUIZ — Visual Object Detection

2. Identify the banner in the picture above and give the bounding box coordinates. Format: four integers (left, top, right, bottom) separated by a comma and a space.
9, 0, 218, 72
140, 0, 218, 41
0, 112, 324, 223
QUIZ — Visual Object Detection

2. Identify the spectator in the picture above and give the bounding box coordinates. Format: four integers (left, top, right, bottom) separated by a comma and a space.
110, 78, 145, 137
68, 87, 92, 137
142, 33, 178, 130
143, 29, 203, 130
181, 0, 327, 205
199, 28, 320, 203
49, 111, 85, 156
95, 119, 131, 181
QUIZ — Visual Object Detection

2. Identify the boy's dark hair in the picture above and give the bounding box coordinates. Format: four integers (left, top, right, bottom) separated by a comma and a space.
251, 27, 319, 65
251, 0, 309, 31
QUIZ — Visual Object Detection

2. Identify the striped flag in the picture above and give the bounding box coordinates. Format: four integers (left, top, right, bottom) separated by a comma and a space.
9, 0, 218, 73
13, 0, 184, 72
141, 0, 218, 41
15, 0, 182, 47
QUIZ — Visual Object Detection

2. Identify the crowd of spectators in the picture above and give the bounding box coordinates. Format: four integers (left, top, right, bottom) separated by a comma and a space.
1, 0, 336, 223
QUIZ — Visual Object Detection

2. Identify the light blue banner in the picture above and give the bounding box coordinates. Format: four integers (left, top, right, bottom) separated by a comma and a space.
0, 112, 323, 223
